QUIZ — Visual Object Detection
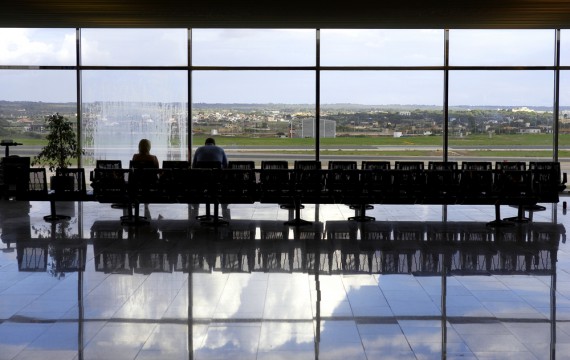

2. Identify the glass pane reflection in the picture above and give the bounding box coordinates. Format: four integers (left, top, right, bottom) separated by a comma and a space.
82, 70, 188, 168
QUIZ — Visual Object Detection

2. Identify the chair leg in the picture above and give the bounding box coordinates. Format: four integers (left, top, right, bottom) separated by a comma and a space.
43, 200, 71, 222
348, 203, 375, 222
284, 198, 312, 226
200, 201, 228, 226
120, 202, 149, 226
487, 203, 515, 227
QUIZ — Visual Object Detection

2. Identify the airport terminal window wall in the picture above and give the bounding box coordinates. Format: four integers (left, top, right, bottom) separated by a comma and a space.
0, 28, 568, 170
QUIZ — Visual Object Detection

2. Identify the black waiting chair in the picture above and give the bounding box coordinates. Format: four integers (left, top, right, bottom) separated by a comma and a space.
493, 162, 533, 225
190, 161, 225, 225
362, 161, 391, 170
163, 160, 190, 169
328, 161, 357, 170
96, 160, 122, 169
130, 159, 158, 169
393, 161, 426, 204
45, 168, 90, 222
260, 161, 293, 210
529, 162, 565, 213
2, 156, 30, 199
228, 161, 255, 170
261, 160, 289, 170
327, 161, 369, 221
424, 161, 460, 204
92, 168, 134, 224
285, 161, 325, 226
91, 160, 125, 208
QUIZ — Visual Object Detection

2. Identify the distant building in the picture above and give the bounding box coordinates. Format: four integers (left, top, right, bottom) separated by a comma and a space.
301, 119, 336, 138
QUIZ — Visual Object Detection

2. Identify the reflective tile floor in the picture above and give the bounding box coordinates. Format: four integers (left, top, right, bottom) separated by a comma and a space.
1, 198, 570, 360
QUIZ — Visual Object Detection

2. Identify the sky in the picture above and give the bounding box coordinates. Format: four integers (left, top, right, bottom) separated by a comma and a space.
0, 28, 567, 106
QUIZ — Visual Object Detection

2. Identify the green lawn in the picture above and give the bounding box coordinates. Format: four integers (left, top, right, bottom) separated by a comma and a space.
14, 133, 570, 148
192, 134, 566, 147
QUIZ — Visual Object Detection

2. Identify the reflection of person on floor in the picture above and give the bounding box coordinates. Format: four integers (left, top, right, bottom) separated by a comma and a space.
191, 138, 230, 219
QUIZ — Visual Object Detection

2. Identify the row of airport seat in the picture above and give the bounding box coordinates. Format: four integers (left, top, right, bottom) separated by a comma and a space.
13, 159, 566, 226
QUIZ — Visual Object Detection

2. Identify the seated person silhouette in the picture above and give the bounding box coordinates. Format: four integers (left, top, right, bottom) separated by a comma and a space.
192, 138, 229, 220
131, 139, 159, 169
131, 139, 160, 218
192, 137, 228, 169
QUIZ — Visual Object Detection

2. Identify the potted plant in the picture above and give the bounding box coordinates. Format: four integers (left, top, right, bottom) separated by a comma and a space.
32, 113, 84, 191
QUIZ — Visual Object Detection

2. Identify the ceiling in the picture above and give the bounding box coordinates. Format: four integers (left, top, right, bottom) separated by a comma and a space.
4, 0, 570, 29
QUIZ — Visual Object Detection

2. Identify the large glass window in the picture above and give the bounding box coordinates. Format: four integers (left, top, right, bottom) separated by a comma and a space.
320, 29, 444, 66
0, 28, 76, 66
192, 71, 315, 166
192, 29, 315, 66
81, 29, 188, 66
82, 70, 188, 167
449, 29, 554, 66
0, 70, 76, 166
320, 71, 443, 167
448, 70, 554, 163
0, 28, 566, 172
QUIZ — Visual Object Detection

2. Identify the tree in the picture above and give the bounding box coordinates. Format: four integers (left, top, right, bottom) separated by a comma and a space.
32, 113, 83, 171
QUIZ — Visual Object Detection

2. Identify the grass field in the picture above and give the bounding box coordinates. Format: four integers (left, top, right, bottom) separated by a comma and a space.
15, 133, 569, 147
191, 134, 566, 147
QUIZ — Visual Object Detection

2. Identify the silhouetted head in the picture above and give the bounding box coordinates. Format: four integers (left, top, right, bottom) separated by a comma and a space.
138, 139, 152, 154
205, 138, 215, 145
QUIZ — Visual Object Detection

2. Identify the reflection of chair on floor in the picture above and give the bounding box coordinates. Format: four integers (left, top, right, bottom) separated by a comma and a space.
391, 222, 425, 274
210, 221, 256, 272
326, 221, 363, 273
91, 220, 133, 274
454, 222, 495, 274
16, 240, 49, 272
493, 225, 534, 273
158, 220, 210, 273
259, 221, 297, 272
132, 227, 174, 275
527, 222, 564, 273
293, 222, 327, 274
359, 222, 392, 273
422, 222, 460, 274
